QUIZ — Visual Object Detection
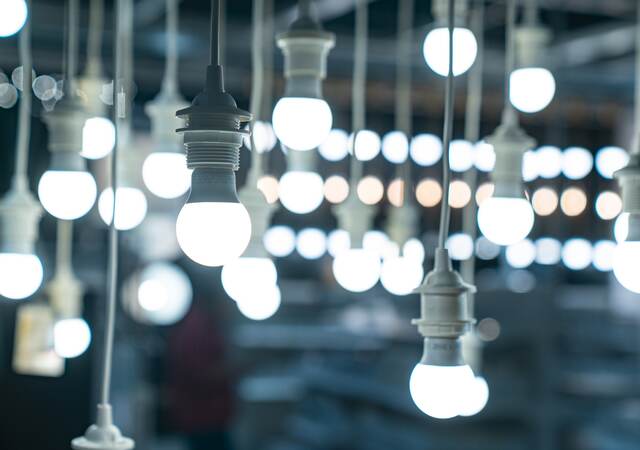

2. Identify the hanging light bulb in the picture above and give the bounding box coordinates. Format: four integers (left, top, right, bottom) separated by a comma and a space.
272, 0, 335, 151
423, 0, 477, 77
0, 0, 28, 38
278, 148, 324, 214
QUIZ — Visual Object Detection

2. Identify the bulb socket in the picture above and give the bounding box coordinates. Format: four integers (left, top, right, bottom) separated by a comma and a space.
239, 183, 277, 258
145, 91, 189, 153
72, 404, 134, 450
43, 95, 89, 171
333, 190, 377, 249
285, 147, 317, 172
420, 337, 466, 367
514, 25, 551, 69
488, 119, 535, 198
386, 202, 419, 249
0, 186, 42, 255
186, 168, 239, 204
616, 155, 640, 214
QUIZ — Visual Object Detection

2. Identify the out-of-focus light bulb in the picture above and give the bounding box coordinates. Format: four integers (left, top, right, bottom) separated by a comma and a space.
423, 27, 477, 77
272, 98, 332, 151
409, 363, 475, 419
221, 257, 277, 302
0, 253, 43, 299
0, 0, 28, 38
98, 187, 148, 231
458, 376, 489, 417
613, 241, 640, 293
319, 128, 349, 161
478, 197, 534, 245
236, 284, 281, 321
381, 131, 409, 164
509, 68, 555, 113
264, 225, 296, 257
53, 318, 91, 358
278, 171, 324, 214
142, 152, 191, 199
135, 262, 192, 325
380, 256, 424, 296
332, 248, 381, 292
81, 117, 116, 160
38, 170, 97, 220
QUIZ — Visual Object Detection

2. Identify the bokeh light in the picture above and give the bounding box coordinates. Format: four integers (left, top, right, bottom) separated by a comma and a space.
324, 175, 350, 204
560, 187, 587, 216
561, 238, 593, 270
416, 178, 442, 207
387, 178, 405, 207
410, 133, 442, 166
264, 225, 296, 257
595, 146, 629, 179
535, 237, 562, 265
357, 176, 385, 205
446, 233, 474, 261
562, 147, 593, 180
319, 129, 350, 161
257, 175, 279, 204
506, 239, 536, 268
531, 187, 558, 216
535, 146, 563, 179
475, 182, 494, 206
595, 191, 622, 220
381, 131, 409, 163
448, 180, 471, 208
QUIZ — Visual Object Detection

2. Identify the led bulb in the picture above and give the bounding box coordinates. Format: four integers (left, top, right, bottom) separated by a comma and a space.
142, 152, 192, 199
81, 117, 116, 160
176, 202, 251, 267
278, 171, 324, 214
236, 283, 281, 321
98, 187, 148, 231
458, 375, 489, 417
221, 257, 278, 302
613, 241, 640, 293
0, 0, 28, 38
380, 256, 424, 296
54, 318, 91, 358
478, 197, 534, 246
0, 253, 43, 299
136, 262, 193, 325
409, 363, 475, 419
332, 248, 381, 293
423, 27, 477, 77
272, 97, 332, 151
38, 170, 97, 220
509, 68, 555, 113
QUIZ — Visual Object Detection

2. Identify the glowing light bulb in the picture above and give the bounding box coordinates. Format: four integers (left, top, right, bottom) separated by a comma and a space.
142, 152, 191, 199
478, 197, 534, 245
613, 241, 640, 293
0, 253, 43, 299
38, 170, 97, 220
409, 363, 475, 419
53, 318, 91, 358
509, 67, 556, 113
98, 187, 148, 231
458, 376, 489, 417
423, 27, 477, 77
236, 283, 281, 321
221, 257, 277, 302
272, 98, 332, 151
0, 0, 28, 38
278, 171, 324, 214
332, 248, 381, 293
81, 117, 116, 160
380, 256, 424, 296
136, 262, 192, 325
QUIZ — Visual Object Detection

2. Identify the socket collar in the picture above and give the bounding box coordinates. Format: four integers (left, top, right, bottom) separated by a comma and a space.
0, 185, 42, 254
72, 404, 134, 450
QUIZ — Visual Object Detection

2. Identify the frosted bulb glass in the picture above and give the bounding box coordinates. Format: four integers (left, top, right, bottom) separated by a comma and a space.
332, 248, 381, 293
380, 256, 424, 296
423, 27, 477, 77
278, 171, 324, 214
54, 318, 91, 358
137, 262, 192, 325
236, 284, 281, 321
38, 170, 97, 220
0, 0, 27, 37
176, 202, 251, 267
613, 241, 640, 293
98, 187, 148, 230
409, 363, 475, 419
81, 117, 116, 160
459, 376, 489, 417
221, 257, 277, 302
142, 152, 191, 199
0, 253, 43, 299
478, 197, 534, 246
272, 97, 332, 151
509, 68, 556, 113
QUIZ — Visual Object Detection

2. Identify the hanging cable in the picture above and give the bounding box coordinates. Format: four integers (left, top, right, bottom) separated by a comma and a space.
55, 220, 74, 275
503, 0, 517, 123
65, 0, 79, 94
86, 0, 104, 75
163, 0, 179, 94
299, 0, 312, 18
437, 0, 456, 250
210, 0, 221, 66
350, 0, 368, 187
248, 0, 265, 180
524, 0, 539, 25
262, 0, 274, 121
633, 1, 640, 155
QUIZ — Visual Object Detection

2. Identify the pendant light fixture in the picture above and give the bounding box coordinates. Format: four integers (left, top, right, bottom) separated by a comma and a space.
409, 0, 476, 421
278, 148, 324, 214
142, 0, 192, 199
423, 0, 477, 77
0, 0, 28, 38
79, 0, 116, 160
174, 0, 252, 267
477, 0, 535, 246
222, 0, 280, 321
613, 2, 640, 294
72, 1, 134, 448
38, 0, 98, 221
272, 0, 335, 151
49, 220, 91, 359
510, 0, 555, 113
332, 0, 381, 294
381, 0, 423, 297
0, 0, 44, 301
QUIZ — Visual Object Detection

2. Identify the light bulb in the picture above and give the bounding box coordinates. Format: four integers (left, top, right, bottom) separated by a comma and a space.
0, 253, 43, 299
38, 170, 97, 220
380, 256, 424, 296
458, 375, 489, 417
236, 284, 281, 321
278, 171, 324, 214
135, 262, 192, 325
423, 27, 477, 77
98, 187, 148, 231
478, 197, 534, 246
53, 318, 91, 358
332, 248, 381, 293
142, 152, 191, 199
0, 0, 28, 38
509, 67, 556, 113
409, 363, 475, 419
613, 241, 640, 293
221, 257, 277, 302
81, 117, 116, 160
272, 98, 332, 151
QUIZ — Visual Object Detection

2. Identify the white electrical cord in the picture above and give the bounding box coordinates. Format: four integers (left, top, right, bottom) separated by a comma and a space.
65, 0, 79, 94
502, 0, 518, 124
162, 0, 179, 95
633, 1, 640, 155
56, 220, 74, 276
349, 0, 368, 187
86, 0, 105, 75
248, 0, 265, 179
